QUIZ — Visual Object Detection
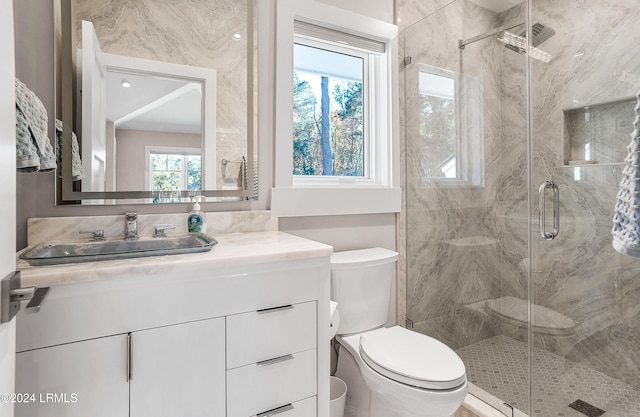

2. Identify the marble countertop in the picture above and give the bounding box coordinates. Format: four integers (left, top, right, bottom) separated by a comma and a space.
17, 231, 334, 288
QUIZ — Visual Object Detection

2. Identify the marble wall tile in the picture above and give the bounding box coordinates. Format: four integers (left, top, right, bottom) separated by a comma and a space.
73, 0, 249, 188
27, 210, 277, 246
401, 0, 506, 350
401, 0, 640, 392
406, 208, 502, 320
413, 306, 501, 351
526, 0, 640, 385
564, 99, 635, 164
396, 0, 455, 30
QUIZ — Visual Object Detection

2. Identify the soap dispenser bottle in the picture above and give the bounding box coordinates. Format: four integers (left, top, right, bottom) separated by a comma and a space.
187, 196, 206, 233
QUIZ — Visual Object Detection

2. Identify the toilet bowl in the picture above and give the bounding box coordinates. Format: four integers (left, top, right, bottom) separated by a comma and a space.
331, 248, 468, 417
336, 326, 467, 417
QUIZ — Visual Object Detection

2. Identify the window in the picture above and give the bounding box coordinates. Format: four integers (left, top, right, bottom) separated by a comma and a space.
419, 70, 458, 180
145, 146, 201, 200
291, 21, 386, 187
418, 65, 483, 187
293, 41, 366, 178
271, 0, 400, 216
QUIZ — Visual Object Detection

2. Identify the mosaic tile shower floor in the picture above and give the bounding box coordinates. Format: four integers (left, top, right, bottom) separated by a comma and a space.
456, 335, 640, 417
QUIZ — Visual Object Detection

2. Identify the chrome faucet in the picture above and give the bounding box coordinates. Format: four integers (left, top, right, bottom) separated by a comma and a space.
79, 230, 105, 241
153, 224, 175, 238
125, 212, 138, 240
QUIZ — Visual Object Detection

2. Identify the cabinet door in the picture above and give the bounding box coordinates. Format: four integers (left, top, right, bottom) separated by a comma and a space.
15, 334, 129, 417
130, 317, 225, 417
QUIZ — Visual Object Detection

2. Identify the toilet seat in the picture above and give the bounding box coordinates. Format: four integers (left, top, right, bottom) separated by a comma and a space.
358, 326, 466, 390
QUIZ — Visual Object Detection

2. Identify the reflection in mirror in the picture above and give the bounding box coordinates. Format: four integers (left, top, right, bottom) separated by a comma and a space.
418, 64, 483, 187
80, 28, 216, 196
58, 0, 255, 204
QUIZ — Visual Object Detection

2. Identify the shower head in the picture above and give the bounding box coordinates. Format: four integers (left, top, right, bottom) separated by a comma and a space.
504, 22, 555, 48
458, 21, 555, 61
499, 22, 555, 62
530, 22, 556, 47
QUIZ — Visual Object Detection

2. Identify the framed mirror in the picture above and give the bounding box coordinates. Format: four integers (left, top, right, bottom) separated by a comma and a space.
57, 0, 256, 204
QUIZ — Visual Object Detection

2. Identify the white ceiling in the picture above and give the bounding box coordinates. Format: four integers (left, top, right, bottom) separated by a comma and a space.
106, 71, 202, 134
467, 0, 522, 13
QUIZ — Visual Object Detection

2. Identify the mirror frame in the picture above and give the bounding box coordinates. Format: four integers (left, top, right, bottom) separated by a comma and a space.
58, 0, 256, 203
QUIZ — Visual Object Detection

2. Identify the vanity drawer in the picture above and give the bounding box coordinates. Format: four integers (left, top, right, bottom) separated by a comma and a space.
227, 349, 317, 417
250, 396, 316, 417
226, 301, 316, 369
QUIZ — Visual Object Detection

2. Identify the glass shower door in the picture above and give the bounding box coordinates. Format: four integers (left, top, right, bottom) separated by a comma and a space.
402, 0, 530, 414
529, 1, 640, 415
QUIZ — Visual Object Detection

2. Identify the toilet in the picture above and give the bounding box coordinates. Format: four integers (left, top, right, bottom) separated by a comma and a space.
331, 248, 468, 417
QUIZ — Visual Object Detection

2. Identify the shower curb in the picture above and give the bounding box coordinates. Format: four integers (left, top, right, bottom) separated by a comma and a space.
456, 394, 507, 417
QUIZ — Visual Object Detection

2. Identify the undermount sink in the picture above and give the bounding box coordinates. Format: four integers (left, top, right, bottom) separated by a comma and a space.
19, 233, 218, 266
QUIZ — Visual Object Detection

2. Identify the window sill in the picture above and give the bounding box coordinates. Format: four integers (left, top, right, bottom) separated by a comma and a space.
271, 187, 401, 217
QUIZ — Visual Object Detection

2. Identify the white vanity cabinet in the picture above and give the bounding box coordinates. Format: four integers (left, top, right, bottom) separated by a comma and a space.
226, 301, 318, 417
15, 242, 331, 417
16, 317, 226, 417
129, 318, 226, 417
16, 334, 130, 417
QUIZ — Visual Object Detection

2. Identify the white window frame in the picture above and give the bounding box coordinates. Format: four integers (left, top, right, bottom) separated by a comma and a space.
417, 64, 484, 188
293, 34, 373, 184
145, 145, 202, 192
271, 0, 400, 217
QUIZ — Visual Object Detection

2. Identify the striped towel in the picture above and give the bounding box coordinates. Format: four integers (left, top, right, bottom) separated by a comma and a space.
612, 88, 640, 257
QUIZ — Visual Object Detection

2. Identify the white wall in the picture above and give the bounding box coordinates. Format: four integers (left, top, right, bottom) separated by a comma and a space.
278, 214, 396, 252
115, 129, 201, 191
262, 0, 398, 323
1, 0, 17, 412
317, 0, 394, 23
14, 0, 56, 250
279, 214, 398, 326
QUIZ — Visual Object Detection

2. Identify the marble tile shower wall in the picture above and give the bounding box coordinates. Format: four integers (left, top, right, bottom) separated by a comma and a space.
400, 0, 640, 390
403, 0, 506, 350
527, 0, 640, 388
73, 0, 248, 189
495, 3, 528, 324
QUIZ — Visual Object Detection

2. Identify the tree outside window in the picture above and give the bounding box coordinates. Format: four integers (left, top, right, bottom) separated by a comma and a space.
149, 149, 201, 202
293, 43, 365, 177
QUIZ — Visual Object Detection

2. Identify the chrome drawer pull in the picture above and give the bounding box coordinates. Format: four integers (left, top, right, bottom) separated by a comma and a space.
256, 304, 293, 314
256, 403, 294, 417
127, 333, 133, 382
257, 354, 294, 367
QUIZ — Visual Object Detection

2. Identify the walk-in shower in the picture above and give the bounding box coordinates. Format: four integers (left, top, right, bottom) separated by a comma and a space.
401, 0, 640, 415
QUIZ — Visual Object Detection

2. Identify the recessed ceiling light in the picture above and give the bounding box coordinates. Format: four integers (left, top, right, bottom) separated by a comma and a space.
121, 79, 131, 88
232, 33, 242, 41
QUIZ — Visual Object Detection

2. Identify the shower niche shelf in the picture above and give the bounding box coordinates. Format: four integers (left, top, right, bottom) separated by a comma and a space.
443, 236, 499, 247
562, 97, 635, 167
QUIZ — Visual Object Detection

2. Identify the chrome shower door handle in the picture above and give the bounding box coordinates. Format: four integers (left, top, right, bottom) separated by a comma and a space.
539, 180, 559, 240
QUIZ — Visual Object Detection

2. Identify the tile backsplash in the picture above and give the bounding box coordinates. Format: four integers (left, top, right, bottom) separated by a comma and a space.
27, 210, 277, 246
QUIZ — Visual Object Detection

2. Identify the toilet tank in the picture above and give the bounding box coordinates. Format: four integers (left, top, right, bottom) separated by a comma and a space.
330, 248, 399, 335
